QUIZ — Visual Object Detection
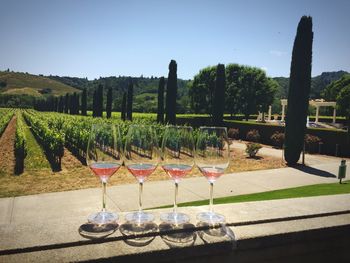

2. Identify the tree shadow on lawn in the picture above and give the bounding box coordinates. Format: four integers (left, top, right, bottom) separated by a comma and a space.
291, 163, 336, 178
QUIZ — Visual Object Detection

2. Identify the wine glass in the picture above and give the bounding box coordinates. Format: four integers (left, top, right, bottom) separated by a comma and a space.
86, 123, 122, 225
195, 127, 230, 224
160, 126, 194, 224
124, 125, 160, 224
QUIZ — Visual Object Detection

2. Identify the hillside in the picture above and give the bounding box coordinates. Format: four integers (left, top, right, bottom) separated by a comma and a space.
0, 71, 80, 97
48, 75, 191, 113
273, 71, 349, 99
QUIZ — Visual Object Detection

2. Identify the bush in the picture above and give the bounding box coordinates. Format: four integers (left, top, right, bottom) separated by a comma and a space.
245, 143, 262, 157
228, 128, 239, 139
246, 129, 260, 142
270, 131, 285, 148
304, 134, 321, 153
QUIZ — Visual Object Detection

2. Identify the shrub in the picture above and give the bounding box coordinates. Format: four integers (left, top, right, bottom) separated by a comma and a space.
245, 143, 262, 157
270, 131, 285, 148
228, 128, 239, 139
304, 134, 321, 153
246, 129, 260, 142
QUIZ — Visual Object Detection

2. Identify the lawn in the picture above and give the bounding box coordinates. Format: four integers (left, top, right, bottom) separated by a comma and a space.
165, 180, 350, 208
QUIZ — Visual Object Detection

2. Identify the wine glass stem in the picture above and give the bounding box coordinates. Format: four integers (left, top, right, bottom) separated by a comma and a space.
173, 182, 178, 214
209, 182, 214, 213
138, 182, 143, 212
102, 181, 107, 212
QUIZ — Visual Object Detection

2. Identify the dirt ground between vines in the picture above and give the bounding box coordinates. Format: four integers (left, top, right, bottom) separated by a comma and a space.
0, 117, 16, 176
0, 145, 285, 197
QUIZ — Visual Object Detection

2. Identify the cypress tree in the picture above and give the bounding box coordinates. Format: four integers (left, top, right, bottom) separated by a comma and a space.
212, 64, 226, 126
92, 89, 97, 117
284, 16, 313, 165
121, 92, 127, 121
64, 93, 70, 114
106, 87, 112, 118
165, 60, 178, 124
126, 78, 133, 121
97, 84, 103, 117
81, 88, 87, 115
75, 93, 80, 115
157, 77, 165, 123
58, 96, 64, 113
69, 93, 76, 115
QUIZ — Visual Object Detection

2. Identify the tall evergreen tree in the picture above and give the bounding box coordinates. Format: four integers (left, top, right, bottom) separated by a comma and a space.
97, 84, 103, 117
106, 87, 112, 118
284, 16, 313, 165
121, 92, 127, 121
92, 89, 97, 117
212, 64, 226, 126
126, 78, 133, 121
81, 88, 87, 116
69, 93, 76, 115
75, 93, 80, 115
165, 60, 178, 124
157, 77, 165, 123
64, 93, 69, 114
58, 96, 64, 113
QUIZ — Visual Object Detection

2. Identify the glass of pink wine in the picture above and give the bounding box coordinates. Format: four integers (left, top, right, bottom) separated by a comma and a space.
124, 125, 160, 224
160, 126, 194, 224
195, 127, 230, 224
86, 123, 122, 225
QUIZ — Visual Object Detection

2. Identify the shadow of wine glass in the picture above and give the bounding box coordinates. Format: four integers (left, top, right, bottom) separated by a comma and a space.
196, 222, 236, 249
119, 222, 158, 247
78, 223, 119, 239
159, 222, 197, 248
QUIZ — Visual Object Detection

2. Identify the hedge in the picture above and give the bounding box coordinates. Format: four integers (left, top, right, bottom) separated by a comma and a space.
176, 117, 349, 157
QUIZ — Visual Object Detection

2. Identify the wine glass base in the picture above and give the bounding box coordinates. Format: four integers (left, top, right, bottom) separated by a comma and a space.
88, 211, 118, 225
125, 211, 155, 224
197, 211, 225, 225
160, 212, 190, 224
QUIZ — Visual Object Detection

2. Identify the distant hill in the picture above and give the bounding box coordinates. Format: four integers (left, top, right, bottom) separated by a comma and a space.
0, 71, 80, 97
273, 71, 349, 99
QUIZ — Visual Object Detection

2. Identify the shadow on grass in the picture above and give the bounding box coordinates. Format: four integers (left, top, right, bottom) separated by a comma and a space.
292, 164, 336, 178
245, 156, 263, 160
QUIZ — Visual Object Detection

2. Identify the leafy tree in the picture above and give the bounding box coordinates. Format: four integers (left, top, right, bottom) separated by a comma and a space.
165, 60, 178, 124
81, 88, 87, 116
157, 77, 165, 123
126, 78, 133, 121
284, 16, 313, 165
189, 66, 216, 114
337, 86, 350, 140
121, 92, 127, 121
212, 64, 226, 125
225, 64, 241, 116
106, 87, 112, 118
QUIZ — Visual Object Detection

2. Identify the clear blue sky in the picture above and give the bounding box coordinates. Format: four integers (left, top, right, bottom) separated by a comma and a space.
0, 0, 349, 80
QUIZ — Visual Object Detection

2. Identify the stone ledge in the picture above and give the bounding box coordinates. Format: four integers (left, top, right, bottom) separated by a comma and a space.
1, 194, 350, 262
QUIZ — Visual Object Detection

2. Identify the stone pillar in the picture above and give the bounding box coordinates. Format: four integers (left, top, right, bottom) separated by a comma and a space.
281, 105, 285, 122
268, 106, 272, 121
315, 106, 319, 123
333, 107, 336, 123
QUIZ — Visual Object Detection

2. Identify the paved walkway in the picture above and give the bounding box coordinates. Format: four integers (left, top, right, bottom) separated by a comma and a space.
1, 142, 349, 225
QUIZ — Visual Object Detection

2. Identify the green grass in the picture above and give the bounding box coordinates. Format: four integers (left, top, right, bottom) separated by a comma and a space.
21, 114, 50, 169
159, 181, 350, 208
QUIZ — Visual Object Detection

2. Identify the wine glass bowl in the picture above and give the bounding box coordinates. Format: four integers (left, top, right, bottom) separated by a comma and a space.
195, 127, 230, 224
160, 126, 194, 224
86, 123, 122, 225
124, 125, 160, 224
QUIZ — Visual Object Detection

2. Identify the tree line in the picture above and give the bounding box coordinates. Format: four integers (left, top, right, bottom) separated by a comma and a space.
33, 60, 179, 124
